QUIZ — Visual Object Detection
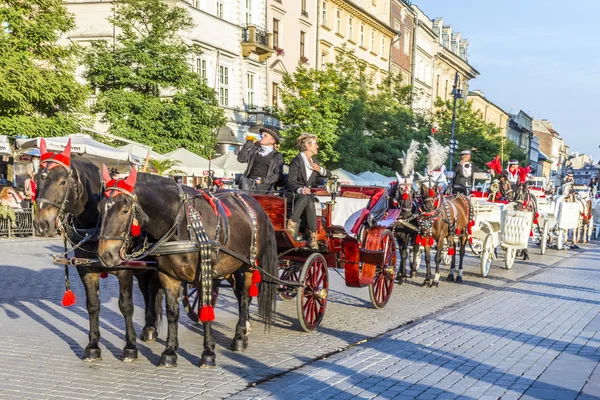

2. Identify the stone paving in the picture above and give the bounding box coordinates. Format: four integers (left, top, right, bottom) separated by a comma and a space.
0, 237, 594, 399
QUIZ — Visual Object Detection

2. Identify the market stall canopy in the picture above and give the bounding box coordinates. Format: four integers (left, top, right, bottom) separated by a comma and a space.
164, 148, 225, 177
16, 134, 143, 166
118, 143, 167, 161
211, 152, 246, 177
358, 171, 395, 187
0, 136, 12, 156
330, 168, 368, 186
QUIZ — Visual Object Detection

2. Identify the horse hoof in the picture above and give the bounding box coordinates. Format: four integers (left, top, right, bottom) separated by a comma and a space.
410, 271, 417, 279
141, 327, 158, 342
200, 352, 216, 368
456, 276, 463, 283
231, 337, 248, 352
432, 281, 439, 288
158, 354, 177, 368
82, 348, 102, 362
421, 280, 430, 287
446, 274, 455, 282
122, 348, 138, 362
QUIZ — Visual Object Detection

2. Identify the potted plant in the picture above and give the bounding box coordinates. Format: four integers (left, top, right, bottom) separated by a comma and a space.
300, 55, 309, 64
273, 46, 285, 56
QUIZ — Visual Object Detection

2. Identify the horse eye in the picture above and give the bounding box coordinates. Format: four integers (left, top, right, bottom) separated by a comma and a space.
59, 180, 67, 186
122, 207, 129, 214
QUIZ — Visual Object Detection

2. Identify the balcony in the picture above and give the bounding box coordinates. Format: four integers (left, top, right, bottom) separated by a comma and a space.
245, 107, 281, 128
241, 25, 275, 62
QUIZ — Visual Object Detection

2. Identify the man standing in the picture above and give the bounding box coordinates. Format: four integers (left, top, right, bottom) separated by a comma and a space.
237, 126, 284, 193
452, 149, 479, 195
23, 170, 36, 208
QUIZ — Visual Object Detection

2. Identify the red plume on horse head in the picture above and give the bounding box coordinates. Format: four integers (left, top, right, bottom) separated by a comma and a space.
486, 155, 503, 176
40, 138, 72, 168
103, 165, 138, 196
518, 166, 532, 184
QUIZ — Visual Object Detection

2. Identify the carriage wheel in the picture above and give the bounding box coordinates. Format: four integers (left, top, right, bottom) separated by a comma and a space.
297, 253, 329, 332
540, 219, 549, 255
556, 230, 565, 250
368, 230, 397, 310
505, 248, 516, 270
279, 265, 301, 301
480, 234, 493, 277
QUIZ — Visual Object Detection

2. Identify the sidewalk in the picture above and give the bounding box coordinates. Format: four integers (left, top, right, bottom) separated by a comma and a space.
233, 244, 600, 399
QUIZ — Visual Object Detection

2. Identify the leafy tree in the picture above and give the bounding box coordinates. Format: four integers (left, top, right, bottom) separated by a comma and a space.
147, 158, 184, 176
0, 0, 89, 137
83, 0, 225, 157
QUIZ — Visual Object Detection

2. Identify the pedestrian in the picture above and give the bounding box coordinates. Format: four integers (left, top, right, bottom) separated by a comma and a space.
0, 174, 6, 186
23, 170, 36, 208
237, 126, 284, 193
285, 133, 332, 250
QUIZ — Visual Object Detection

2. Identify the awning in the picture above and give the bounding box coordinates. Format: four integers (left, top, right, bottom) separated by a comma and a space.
164, 147, 225, 177
0, 135, 12, 156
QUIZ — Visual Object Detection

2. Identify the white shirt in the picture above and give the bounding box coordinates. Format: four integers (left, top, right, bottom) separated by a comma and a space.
506, 168, 518, 184
258, 145, 274, 156
299, 153, 326, 193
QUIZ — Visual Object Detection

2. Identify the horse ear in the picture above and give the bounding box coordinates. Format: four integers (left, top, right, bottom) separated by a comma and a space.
102, 164, 111, 183
395, 171, 403, 183
124, 166, 137, 188
40, 138, 47, 156
62, 139, 71, 159
415, 172, 425, 182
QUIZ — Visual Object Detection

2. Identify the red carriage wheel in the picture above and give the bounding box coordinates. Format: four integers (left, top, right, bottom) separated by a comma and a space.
296, 253, 329, 332
279, 265, 301, 301
368, 230, 397, 309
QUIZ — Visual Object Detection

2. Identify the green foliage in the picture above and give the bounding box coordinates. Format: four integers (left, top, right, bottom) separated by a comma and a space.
0, 0, 90, 137
148, 158, 184, 176
0, 204, 16, 226
83, 0, 225, 157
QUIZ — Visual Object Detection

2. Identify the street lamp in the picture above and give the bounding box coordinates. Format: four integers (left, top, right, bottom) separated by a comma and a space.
447, 72, 463, 169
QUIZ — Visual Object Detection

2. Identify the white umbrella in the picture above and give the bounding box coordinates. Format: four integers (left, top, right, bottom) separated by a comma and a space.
211, 152, 247, 178
164, 148, 225, 177
358, 171, 395, 186
330, 168, 368, 186
118, 143, 167, 161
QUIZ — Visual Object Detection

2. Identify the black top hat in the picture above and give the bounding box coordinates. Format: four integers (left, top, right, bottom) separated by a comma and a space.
259, 126, 281, 144
460, 149, 471, 156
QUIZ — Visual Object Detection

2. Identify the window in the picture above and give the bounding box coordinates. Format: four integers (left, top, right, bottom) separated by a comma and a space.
370, 30, 375, 52
394, 21, 401, 48
336, 9, 342, 34
300, 31, 306, 58
196, 58, 207, 80
435, 75, 440, 98
444, 80, 448, 101
348, 17, 354, 41
380, 36, 385, 57
245, 0, 252, 25
360, 24, 365, 47
321, 52, 327, 69
246, 73, 255, 106
216, 1, 224, 19
301, 0, 308, 15
322, 1, 328, 26
273, 19, 280, 47
272, 82, 279, 107
404, 28, 410, 55
219, 65, 229, 106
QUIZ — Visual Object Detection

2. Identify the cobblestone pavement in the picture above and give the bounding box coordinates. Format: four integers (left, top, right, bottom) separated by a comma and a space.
0, 237, 594, 399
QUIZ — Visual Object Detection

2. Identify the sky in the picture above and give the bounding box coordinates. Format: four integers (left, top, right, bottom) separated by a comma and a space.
416, 0, 600, 161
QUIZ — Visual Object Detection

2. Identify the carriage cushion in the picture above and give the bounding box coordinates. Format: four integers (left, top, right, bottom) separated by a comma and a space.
314, 190, 330, 196
341, 191, 369, 199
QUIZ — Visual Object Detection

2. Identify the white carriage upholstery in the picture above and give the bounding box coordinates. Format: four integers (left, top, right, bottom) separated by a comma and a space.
316, 196, 370, 231
557, 202, 580, 230
501, 209, 533, 249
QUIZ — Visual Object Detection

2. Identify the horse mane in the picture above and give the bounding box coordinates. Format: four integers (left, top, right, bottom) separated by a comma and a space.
424, 136, 449, 171
401, 140, 420, 177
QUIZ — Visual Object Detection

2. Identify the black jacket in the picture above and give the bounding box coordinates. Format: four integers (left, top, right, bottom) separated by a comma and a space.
286, 154, 332, 193
453, 161, 481, 188
237, 140, 284, 186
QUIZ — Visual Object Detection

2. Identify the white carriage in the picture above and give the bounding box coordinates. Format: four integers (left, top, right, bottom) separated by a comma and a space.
470, 199, 504, 277
501, 207, 534, 269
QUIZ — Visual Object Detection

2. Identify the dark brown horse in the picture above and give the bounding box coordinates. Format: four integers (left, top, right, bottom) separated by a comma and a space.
33, 140, 161, 362
416, 176, 471, 286
97, 169, 278, 368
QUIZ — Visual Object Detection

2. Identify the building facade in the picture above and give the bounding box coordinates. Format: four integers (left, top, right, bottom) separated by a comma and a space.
467, 90, 509, 135
533, 119, 570, 186
316, 0, 395, 85
267, 0, 318, 109
410, 5, 436, 112
390, 0, 414, 85
65, 0, 275, 147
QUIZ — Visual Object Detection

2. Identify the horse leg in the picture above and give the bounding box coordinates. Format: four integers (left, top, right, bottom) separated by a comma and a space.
397, 234, 409, 284
231, 270, 252, 352
77, 267, 102, 362
157, 276, 180, 368
422, 245, 431, 287
432, 243, 442, 288
115, 270, 138, 362
136, 269, 160, 342
447, 237, 457, 282
410, 242, 419, 278
522, 249, 529, 261
456, 237, 467, 283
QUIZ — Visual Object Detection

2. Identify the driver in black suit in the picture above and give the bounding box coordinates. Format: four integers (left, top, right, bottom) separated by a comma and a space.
286, 133, 332, 250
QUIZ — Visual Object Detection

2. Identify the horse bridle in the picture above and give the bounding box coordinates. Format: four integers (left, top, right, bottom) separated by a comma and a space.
36, 156, 81, 228
98, 184, 142, 259
394, 183, 414, 215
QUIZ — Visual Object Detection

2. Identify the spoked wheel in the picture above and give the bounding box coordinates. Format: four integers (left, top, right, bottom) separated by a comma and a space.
480, 234, 493, 277
369, 230, 397, 309
505, 248, 516, 270
297, 253, 329, 332
557, 230, 565, 250
540, 219, 549, 255
278, 265, 301, 301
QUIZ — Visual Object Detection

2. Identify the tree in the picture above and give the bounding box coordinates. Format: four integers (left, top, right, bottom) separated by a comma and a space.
147, 158, 184, 176
0, 0, 89, 137
83, 0, 225, 157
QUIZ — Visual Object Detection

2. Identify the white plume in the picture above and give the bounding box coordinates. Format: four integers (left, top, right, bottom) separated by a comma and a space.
424, 136, 449, 172
400, 140, 421, 178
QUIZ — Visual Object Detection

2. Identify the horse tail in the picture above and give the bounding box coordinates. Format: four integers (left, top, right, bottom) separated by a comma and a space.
257, 218, 278, 330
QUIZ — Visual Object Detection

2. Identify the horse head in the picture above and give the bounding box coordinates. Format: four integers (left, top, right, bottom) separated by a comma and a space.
394, 172, 415, 218
34, 138, 80, 236
98, 166, 139, 268
418, 175, 440, 212
496, 173, 514, 201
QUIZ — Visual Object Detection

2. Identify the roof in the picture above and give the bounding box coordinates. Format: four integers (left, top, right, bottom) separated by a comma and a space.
538, 149, 549, 161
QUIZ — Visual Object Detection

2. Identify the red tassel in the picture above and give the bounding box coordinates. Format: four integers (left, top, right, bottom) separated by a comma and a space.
429, 189, 435, 197
402, 192, 409, 200
535, 212, 539, 220
469, 237, 473, 244
62, 290, 76, 307
530, 230, 534, 237
100, 272, 108, 279
251, 269, 261, 284
428, 236, 434, 246
448, 248, 455, 256
496, 191, 501, 199
523, 200, 527, 208
456, 228, 461, 235
249, 283, 259, 297
393, 200, 398, 206
199, 305, 215, 323
130, 221, 141, 237
434, 199, 439, 208
416, 234, 421, 244
533, 219, 538, 225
